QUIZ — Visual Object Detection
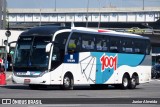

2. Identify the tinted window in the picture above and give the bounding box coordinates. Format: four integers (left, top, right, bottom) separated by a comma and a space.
81, 34, 95, 51
30, 36, 52, 66
55, 32, 70, 49
110, 37, 121, 53
96, 35, 109, 52
122, 38, 133, 53
14, 36, 33, 65
134, 40, 145, 54
68, 33, 81, 52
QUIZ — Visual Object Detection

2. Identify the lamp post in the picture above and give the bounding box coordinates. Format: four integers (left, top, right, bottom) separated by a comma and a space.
142, 0, 144, 10
98, 0, 101, 29
3, 0, 7, 29
55, 0, 57, 11
86, 0, 89, 27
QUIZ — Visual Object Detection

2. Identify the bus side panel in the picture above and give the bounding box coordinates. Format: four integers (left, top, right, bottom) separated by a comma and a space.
91, 52, 117, 84
90, 52, 151, 85
111, 55, 151, 84
137, 55, 151, 83
62, 63, 89, 85
61, 52, 95, 85
50, 64, 64, 85
78, 52, 96, 84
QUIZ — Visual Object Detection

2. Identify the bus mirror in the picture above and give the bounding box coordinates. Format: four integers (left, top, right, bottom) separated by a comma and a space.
46, 43, 52, 52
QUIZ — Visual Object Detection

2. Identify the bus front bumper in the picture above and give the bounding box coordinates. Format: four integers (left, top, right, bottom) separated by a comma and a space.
12, 73, 51, 85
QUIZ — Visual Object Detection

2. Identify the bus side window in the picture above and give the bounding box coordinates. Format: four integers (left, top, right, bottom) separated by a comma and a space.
110, 38, 120, 53
96, 36, 109, 52
51, 47, 61, 70
52, 47, 60, 61
134, 40, 145, 54
82, 34, 95, 51
122, 39, 133, 53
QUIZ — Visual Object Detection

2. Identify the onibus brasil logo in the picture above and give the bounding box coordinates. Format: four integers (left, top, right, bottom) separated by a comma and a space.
100, 54, 118, 72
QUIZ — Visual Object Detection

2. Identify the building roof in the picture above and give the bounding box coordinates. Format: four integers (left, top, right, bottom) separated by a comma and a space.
8, 7, 160, 13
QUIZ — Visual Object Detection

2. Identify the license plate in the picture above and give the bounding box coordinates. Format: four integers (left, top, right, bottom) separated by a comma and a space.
24, 79, 30, 84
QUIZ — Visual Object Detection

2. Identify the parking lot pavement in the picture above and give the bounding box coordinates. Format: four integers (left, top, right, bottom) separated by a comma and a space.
151, 79, 160, 81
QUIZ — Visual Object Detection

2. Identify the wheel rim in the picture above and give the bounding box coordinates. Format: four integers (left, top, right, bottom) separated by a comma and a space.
64, 77, 70, 87
131, 78, 136, 86
123, 78, 128, 87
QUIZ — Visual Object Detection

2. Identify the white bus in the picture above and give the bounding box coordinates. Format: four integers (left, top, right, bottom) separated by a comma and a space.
12, 26, 151, 90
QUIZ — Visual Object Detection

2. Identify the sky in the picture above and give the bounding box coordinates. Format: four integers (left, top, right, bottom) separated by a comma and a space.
6, 0, 160, 8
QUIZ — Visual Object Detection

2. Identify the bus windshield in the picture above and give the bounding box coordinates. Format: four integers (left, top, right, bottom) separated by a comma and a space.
14, 36, 52, 70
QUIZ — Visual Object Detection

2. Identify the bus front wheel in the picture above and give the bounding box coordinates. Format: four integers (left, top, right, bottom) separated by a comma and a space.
62, 74, 73, 90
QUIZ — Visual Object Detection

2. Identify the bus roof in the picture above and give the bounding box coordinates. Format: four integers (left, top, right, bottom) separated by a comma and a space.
20, 26, 70, 36
71, 27, 149, 40
19, 26, 149, 40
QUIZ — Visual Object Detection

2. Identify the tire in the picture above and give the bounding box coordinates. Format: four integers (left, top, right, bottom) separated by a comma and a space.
121, 75, 129, 89
62, 74, 73, 90
129, 75, 137, 89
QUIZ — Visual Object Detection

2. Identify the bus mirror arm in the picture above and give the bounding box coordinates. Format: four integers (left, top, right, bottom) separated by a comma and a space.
46, 41, 59, 52
8, 41, 17, 47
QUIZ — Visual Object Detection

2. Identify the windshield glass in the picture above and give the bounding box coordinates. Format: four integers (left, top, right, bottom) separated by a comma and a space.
14, 36, 52, 69
14, 36, 32, 66
30, 36, 51, 66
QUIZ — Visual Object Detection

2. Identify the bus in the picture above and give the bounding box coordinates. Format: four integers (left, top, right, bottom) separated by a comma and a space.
12, 26, 151, 90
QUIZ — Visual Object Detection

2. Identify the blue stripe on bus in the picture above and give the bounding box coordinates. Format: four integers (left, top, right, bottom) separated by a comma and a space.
91, 52, 145, 84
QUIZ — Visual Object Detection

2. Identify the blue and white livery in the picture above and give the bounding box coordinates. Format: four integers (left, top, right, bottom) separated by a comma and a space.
12, 26, 151, 90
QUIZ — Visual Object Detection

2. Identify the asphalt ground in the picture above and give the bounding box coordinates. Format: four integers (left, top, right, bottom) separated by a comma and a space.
0, 72, 160, 107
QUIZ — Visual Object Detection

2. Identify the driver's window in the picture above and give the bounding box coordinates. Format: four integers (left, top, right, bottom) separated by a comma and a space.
67, 33, 81, 53
51, 47, 61, 70
52, 47, 60, 61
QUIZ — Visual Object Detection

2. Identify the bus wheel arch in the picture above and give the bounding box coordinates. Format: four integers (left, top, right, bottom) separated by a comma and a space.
129, 73, 139, 89
121, 73, 130, 89
62, 72, 74, 90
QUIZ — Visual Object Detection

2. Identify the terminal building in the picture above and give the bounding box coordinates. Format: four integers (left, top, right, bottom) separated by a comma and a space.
7, 7, 160, 29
